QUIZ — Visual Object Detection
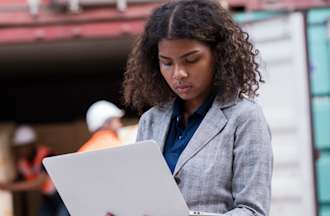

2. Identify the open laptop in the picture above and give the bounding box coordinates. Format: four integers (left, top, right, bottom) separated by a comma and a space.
43, 140, 223, 216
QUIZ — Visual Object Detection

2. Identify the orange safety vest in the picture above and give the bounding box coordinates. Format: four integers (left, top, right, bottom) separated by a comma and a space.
78, 130, 121, 152
17, 145, 56, 195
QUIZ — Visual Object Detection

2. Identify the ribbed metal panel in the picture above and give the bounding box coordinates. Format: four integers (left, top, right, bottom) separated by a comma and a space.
241, 14, 317, 216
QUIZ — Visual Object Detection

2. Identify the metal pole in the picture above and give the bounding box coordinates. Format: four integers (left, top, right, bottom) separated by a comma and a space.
27, 0, 40, 16
69, 0, 80, 13
117, 0, 127, 12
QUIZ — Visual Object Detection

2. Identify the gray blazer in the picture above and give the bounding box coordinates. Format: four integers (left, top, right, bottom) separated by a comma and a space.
136, 96, 273, 216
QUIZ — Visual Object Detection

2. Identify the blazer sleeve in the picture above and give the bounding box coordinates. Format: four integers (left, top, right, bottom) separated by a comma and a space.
136, 113, 146, 142
224, 105, 273, 216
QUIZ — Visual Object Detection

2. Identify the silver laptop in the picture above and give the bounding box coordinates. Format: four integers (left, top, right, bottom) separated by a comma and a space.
43, 140, 222, 216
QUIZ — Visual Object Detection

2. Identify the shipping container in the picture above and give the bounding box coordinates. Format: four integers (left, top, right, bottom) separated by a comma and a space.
229, 0, 329, 11
239, 13, 317, 216
308, 9, 330, 95
308, 8, 330, 216
312, 97, 330, 150
234, 10, 283, 22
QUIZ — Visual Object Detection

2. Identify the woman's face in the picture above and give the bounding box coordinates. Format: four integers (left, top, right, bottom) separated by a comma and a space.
158, 39, 214, 107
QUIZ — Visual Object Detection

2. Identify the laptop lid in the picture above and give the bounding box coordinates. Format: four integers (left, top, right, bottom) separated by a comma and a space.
43, 140, 190, 216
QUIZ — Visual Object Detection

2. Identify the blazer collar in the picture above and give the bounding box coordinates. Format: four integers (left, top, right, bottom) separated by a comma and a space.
155, 101, 174, 152
154, 94, 239, 176
173, 95, 239, 176
171, 99, 222, 176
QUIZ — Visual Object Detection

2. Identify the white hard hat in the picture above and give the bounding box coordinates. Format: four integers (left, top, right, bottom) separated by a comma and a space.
86, 100, 124, 132
13, 125, 37, 146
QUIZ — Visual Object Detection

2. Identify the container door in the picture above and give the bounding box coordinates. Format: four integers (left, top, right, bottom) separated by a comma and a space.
241, 13, 317, 216
308, 8, 330, 216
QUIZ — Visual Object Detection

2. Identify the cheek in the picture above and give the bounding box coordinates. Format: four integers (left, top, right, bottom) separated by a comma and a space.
160, 70, 173, 85
192, 62, 214, 85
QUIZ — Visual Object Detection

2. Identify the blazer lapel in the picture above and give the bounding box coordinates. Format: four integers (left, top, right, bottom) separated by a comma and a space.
154, 103, 173, 152
173, 100, 228, 176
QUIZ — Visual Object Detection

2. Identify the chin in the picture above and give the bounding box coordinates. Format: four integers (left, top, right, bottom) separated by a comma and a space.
176, 93, 195, 101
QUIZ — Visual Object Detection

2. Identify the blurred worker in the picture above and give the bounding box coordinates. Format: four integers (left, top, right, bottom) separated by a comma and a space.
0, 125, 69, 216
78, 100, 124, 152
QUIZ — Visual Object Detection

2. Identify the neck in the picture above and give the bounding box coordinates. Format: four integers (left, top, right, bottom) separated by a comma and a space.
183, 89, 214, 116
183, 100, 202, 116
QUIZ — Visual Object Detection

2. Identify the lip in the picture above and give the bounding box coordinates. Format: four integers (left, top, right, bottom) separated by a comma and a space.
174, 84, 192, 93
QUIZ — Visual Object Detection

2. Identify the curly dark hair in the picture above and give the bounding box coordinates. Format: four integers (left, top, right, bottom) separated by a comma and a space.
123, 0, 263, 113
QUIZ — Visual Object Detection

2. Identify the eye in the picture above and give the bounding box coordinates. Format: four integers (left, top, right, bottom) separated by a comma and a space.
185, 56, 199, 64
160, 60, 173, 67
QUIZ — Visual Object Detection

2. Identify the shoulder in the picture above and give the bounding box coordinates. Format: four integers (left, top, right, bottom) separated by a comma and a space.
139, 102, 173, 124
216, 98, 272, 154
227, 98, 271, 141
136, 103, 173, 141
223, 97, 266, 122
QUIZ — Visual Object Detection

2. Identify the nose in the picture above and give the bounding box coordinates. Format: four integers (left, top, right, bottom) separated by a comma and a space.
173, 65, 188, 80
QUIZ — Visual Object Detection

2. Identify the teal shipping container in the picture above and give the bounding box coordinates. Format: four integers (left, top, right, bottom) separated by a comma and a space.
236, 9, 330, 216
308, 9, 330, 95
317, 151, 330, 216
234, 11, 283, 23
313, 97, 330, 150
313, 96, 330, 216
309, 8, 330, 216
235, 9, 330, 94
235, 11, 318, 216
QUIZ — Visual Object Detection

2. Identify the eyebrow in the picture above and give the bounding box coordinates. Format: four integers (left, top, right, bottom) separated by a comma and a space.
159, 50, 200, 60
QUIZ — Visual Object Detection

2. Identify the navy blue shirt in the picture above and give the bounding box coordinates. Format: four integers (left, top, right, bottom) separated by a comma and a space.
163, 94, 215, 173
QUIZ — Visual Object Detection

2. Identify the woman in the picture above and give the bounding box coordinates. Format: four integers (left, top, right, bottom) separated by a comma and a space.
123, 0, 273, 215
